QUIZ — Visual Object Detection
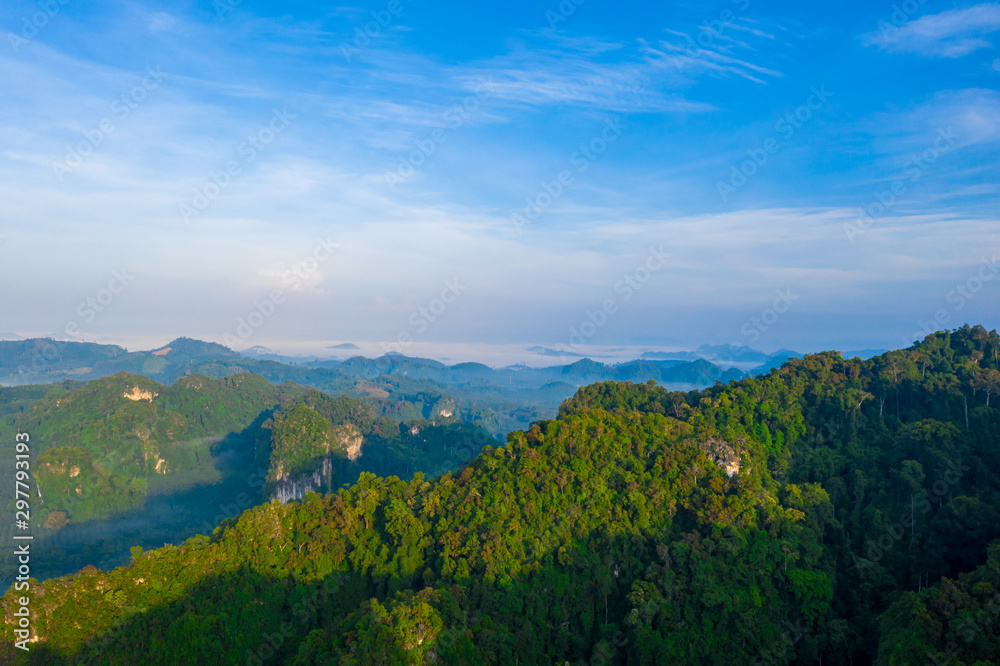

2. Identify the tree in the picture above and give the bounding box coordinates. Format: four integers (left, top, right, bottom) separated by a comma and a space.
974, 368, 1000, 406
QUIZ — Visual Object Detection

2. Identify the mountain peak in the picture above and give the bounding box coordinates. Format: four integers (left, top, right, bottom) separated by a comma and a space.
157, 337, 240, 358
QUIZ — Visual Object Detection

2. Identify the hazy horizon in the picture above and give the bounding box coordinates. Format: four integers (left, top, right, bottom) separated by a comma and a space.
0, 331, 898, 370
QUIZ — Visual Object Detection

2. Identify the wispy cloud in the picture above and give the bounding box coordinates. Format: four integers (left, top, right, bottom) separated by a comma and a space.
453, 38, 713, 114
646, 15, 784, 85
640, 38, 781, 85
862, 3, 1000, 57
861, 88, 1000, 153
449, 17, 784, 114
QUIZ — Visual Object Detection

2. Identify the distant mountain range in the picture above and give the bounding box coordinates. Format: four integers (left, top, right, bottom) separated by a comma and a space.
0, 337, 783, 390
0, 337, 760, 439
0, 336, 888, 385
640, 343, 886, 368
303, 353, 746, 389
525, 345, 586, 358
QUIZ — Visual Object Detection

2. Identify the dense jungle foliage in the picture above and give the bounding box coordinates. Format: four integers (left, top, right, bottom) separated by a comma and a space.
1, 326, 999, 664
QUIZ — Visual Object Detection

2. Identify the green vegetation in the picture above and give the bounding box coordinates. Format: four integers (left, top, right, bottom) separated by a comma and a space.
0, 336, 754, 439
34, 447, 147, 521
1, 326, 999, 664
268, 404, 347, 481
262, 388, 500, 498
0, 372, 498, 583
6, 371, 304, 525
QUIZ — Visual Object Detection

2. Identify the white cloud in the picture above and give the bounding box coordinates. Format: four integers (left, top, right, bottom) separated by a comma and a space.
640, 38, 781, 85
871, 88, 1000, 153
451, 40, 715, 114
862, 3, 1000, 57
257, 263, 326, 295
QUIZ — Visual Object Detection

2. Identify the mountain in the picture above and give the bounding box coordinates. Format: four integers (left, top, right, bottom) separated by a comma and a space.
0, 372, 496, 583
751, 349, 805, 374
642, 344, 805, 370
0, 338, 128, 383
10, 371, 303, 523
0, 338, 818, 460
839, 348, 888, 360
640, 349, 699, 360
313, 353, 747, 391
238, 345, 317, 365
149, 337, 240, 361
0, 337, 799, 458
0, 337, 367, 388
693, 342, 770, 363
526, 345, 586, 358
3, 325, 998, 664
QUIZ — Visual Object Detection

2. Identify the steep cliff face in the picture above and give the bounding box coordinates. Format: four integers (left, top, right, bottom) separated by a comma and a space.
271, 456, 334, 503
267, 407, 366, 502
270, 428, 364, 502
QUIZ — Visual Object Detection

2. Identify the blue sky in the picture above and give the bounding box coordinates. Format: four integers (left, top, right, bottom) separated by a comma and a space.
1, 0, 998, 358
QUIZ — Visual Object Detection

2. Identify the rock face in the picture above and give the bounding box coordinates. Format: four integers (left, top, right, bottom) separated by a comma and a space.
271, 427, 363, 502
123, 386, 157, 401
700, 437, 743, 478
433, 399, 456, 419
332, 424, 363, 461
272, 457, 333, 503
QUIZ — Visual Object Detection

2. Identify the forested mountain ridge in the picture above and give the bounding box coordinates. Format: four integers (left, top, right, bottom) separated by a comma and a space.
8, 371, 303, 524
0, 338, 568, 436
1, 326, 998, 664
0, 373, 499, 585
3, 370, 494, 525
258, 388, 499, 503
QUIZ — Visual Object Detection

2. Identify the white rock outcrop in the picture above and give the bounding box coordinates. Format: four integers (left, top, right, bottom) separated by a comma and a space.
123, 386, 157, 401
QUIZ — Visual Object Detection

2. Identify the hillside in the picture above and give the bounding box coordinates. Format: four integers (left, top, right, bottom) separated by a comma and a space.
0, 374, 496, 585
1, 325, 997, 664
0, 339, 563, 436
10, 371, 302, 524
